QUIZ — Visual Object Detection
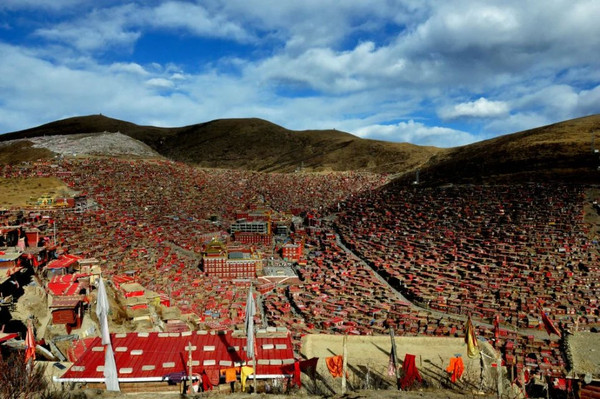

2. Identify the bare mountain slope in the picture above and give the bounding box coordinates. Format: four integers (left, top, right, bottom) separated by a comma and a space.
2, 114, 600, 182
0, 115, 439, 173
400, 114, 600, 185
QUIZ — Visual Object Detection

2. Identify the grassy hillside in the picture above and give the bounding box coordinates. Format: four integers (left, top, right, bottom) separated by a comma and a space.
0, 115, 439, 173
401, 114, 600, 185
162, 118, 438, 173
2, 113, 600, 181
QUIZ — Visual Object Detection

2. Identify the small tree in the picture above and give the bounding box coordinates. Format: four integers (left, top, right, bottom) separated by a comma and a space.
0, 351, 85, 399
0, 350, 48, 399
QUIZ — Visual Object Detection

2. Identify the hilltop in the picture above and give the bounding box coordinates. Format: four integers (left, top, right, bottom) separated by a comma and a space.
406, 114, 600, 185
0, 115, 438, 174
2, 114, 600, 182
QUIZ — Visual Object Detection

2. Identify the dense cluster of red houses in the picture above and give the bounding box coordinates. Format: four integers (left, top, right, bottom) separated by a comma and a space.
1, 158, 598, 395
335, 183, 599, 378
1, 159, 386, 333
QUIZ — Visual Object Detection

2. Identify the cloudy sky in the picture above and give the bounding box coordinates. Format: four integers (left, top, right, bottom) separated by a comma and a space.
1, 1, 599, 147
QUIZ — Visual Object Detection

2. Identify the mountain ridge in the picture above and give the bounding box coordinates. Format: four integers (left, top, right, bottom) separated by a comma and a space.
2, 114, 600, 183
0, 115, 440, 174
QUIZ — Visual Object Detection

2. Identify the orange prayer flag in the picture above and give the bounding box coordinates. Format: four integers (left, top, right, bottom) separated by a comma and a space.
325, 355, 343, 378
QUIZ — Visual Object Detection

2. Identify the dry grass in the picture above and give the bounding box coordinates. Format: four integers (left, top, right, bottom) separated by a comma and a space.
407, 114, 600, 185
0, 177, 74, 209
0, 141, 55, 164
3, 113, 600, 181
0, 115, 441, 174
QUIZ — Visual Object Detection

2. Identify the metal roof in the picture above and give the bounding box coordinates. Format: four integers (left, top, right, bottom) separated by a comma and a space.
60, 330, 295, 384
47, 273, 90, 296
46, 254, 82, 270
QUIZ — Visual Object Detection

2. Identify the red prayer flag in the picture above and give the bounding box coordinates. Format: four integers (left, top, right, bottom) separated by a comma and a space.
25, 319, 36, 364
299, 357, 319, 373
294, 360, 302, 388
540, 309, 561, 337
400, 353, 422, 389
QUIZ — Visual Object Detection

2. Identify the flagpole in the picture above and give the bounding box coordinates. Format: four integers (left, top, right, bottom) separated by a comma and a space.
341, 334, 348, 394
389, 327, 400, 389
252, 286, 257, 393
188, 341, 193, 394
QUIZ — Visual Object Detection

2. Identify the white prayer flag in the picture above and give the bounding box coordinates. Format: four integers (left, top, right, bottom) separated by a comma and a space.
245, 288, 256, 360
95, 276, 120, 391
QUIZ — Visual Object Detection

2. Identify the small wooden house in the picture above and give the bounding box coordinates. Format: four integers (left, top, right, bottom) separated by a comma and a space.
49, 295, 85, 334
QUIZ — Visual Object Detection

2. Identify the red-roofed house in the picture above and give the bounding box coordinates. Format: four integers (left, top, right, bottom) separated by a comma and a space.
49, 295, 86, 334
46, 254, 82, 276
47, 273, 90, 297
57, 329, 295, 393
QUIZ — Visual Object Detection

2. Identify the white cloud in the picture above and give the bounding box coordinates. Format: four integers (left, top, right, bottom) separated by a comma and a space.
145, 78, 175, 90
440, 98, 510, 120
34, 4, 141, 51
576, 85, 600, 116
143, 2, 250, 41
32, 2, 251, 52
1, 1, 600, 147
252, 41, 395, 93
354, 120, 477, 147
512, 85, 578, 119
108, 62, 149, 76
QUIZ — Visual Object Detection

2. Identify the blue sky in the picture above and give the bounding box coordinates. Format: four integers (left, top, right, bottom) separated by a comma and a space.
1, 1, 599, 147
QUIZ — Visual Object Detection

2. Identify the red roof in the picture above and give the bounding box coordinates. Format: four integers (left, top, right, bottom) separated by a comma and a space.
47, 273, 90, 296
60, 330, 295, 383
68, 337, 97, 362
112, 274, 136, 289
47, 254, 82, 270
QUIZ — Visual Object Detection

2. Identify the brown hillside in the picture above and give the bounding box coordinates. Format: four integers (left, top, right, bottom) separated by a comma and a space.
0, 115, 440, 173
0, 114, 176, 150
405, 114, 600, 185
166, 118, 438, 173
0, 141, 55, 165
3, 114, 600, 180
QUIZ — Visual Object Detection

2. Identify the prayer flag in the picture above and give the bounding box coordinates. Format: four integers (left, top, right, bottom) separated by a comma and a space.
294, 360, 301, 388
245, 288, 256, 360
96, 276, 120, 392
464, 316, 479, 359
445, 356, 464, 383
240, 366, 254, 391
388, 352, 396, 376
299, 357, 319, 373
325, 355, 344, 378
540, 308, 561, 337
25, 319, 36, 364
400, 353, 422, 389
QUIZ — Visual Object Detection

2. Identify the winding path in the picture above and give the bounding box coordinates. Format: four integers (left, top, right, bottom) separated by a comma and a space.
330, 219, 559, 342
